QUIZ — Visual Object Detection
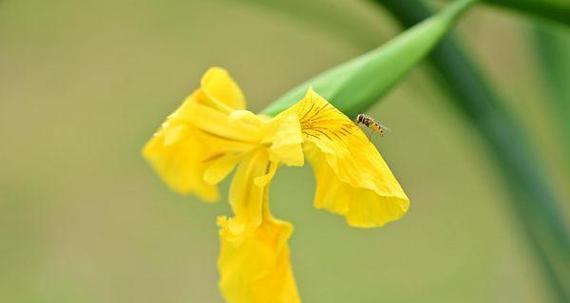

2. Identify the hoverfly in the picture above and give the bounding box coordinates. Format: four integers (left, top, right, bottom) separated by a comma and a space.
355, 113, 391, 137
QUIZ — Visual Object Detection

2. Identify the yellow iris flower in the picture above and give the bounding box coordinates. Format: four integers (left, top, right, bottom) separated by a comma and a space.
142, 67, 409, 303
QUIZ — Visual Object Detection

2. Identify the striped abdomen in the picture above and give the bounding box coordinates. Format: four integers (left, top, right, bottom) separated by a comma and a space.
355, 113, 388, 136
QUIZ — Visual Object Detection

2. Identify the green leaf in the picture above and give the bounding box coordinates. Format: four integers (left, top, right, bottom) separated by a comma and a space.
374, 1, 570, 302
260, 0, 477, 117
482, 0, 570, 27
533, 24, 570, 167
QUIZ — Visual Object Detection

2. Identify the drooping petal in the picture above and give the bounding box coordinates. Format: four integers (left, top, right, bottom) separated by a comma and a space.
307, 144, 409, 227
289, 89, 410, 227
217, 140, 300, 302
217, 215, 300, 303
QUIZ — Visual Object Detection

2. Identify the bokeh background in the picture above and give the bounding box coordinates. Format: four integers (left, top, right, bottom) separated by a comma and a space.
1, 0, 568, 302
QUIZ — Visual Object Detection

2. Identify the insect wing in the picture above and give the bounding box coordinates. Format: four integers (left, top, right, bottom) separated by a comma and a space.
377, 121, 392, 133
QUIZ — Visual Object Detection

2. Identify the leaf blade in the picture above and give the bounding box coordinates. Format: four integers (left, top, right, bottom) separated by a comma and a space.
261, 0, 477, 117
375, 1, 570, 302
482, 0, 570, 27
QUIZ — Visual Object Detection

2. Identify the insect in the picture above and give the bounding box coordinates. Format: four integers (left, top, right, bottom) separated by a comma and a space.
355, 113, 391, 137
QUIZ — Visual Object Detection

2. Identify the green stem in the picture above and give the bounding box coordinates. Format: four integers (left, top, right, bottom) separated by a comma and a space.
374, 1, 570, 302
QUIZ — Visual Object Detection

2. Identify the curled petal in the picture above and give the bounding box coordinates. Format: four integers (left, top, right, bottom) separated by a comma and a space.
290, 89, 410, 227
201, 67, 246, 110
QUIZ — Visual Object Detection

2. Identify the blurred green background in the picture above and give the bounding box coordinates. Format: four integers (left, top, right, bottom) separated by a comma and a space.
1, 0, 568, 302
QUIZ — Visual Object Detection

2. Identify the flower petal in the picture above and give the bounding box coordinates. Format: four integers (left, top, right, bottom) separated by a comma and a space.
228, 150, 271, 232
203, 155, 240, 185
217, 216, 300, 303
291, 89, 410, 227
142, 122, 219, 202
185, 102, 262, 142
264, 112, 304, 167
308, 145, 409, 227
254, 161, 279, 187
201, 67, 246, 110
142, 67, 255, 201
229, 110, 264, 128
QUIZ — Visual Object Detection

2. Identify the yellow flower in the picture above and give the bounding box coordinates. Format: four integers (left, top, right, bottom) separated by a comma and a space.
142, 67, 409, 303
142, 67, 303, 204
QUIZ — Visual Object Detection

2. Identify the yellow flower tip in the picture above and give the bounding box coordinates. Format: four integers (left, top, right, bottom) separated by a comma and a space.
286, 88, 410, 228
201, 67, 246, 110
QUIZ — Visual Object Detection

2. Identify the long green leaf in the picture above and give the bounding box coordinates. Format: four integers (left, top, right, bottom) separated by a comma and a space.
374, 1, 570, 302
533, 24, 570, 169
482, 0, 570, 27
260, 0, 477, 117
